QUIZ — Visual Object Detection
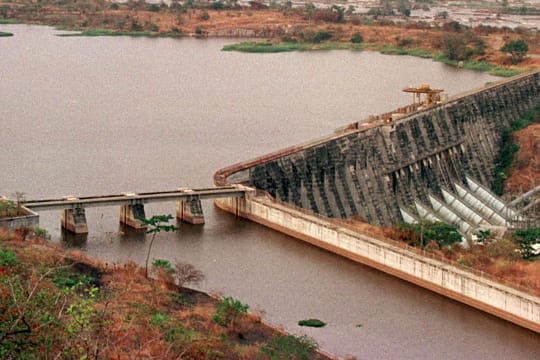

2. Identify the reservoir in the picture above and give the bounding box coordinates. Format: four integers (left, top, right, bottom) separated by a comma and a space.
1, 24, 538, 358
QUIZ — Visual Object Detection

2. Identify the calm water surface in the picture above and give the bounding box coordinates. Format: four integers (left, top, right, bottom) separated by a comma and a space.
1, 24, 538, 358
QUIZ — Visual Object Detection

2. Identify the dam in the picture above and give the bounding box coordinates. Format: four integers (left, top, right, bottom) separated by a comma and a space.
215, 71, 540, 332
216, 71, 539, 227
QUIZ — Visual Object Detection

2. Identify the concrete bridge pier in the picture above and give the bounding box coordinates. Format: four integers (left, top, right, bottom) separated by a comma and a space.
119, 203, 147, 229
61, 206, 88, 234
177, 196, 205, 224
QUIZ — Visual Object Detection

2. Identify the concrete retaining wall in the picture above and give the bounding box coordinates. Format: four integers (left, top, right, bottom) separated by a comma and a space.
0, 207, 39, 230
215, 194, 540, 333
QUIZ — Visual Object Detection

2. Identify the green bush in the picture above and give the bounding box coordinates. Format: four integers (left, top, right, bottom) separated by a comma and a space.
150, 312, 171, 327
147, 3, 160, 12
259, 335, 318, 360
33, 227, 51, 240
53, 267, 98, 289
211, 1, 224, 10
212, 296, 248, 328
0, 248, 17, 267
501, 39, 528, 64
312, 30, 332, 44
350, 32, 363, 44
395, 222, 461, 248
513, 228, 540, 259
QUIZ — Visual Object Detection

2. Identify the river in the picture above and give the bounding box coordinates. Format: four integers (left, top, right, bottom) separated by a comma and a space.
1, 24, 538, 359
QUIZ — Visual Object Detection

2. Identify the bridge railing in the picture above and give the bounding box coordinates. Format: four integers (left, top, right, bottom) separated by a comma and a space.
16, 186, 248, 234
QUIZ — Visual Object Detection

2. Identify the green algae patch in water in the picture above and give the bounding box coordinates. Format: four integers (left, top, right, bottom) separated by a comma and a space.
298, 318, 326, 328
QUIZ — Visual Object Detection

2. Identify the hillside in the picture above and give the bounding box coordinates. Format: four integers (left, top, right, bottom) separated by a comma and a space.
0, 228, 330, 359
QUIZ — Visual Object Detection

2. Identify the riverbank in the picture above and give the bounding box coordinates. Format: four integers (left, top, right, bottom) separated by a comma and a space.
0, 228, 331, 359
1, 0, 538, 74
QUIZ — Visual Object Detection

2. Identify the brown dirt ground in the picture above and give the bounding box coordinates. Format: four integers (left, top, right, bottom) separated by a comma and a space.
506, 123, 540, 194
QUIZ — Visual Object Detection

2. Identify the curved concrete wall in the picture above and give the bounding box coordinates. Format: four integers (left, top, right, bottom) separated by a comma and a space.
216, 71, 540, 226
215, 194, 540, 333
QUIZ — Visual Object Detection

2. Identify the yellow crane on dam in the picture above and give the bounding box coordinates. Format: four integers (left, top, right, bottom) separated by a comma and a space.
402, 84, 445, 108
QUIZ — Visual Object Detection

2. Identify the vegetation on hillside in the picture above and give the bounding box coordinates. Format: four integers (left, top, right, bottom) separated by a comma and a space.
391, 221, 540, 295
0, 227, 327, 359
0, 0, 538, 73
492, 102, 540, 195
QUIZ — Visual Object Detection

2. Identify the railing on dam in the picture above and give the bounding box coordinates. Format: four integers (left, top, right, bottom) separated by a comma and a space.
20, 185, 252, 234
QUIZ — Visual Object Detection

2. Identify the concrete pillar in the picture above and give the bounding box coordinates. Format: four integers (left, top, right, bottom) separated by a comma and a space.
61, 207, 88, 234
119, 203, 147, 229
177, 196, 204, 224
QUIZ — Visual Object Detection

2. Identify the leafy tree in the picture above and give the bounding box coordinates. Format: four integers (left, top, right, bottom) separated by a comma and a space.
139, 215, 178, 278
395, 222, 461, 248
441, 34, 472, 61
501, 39, 528, 64
422, 222, 462, 247
513, 228, 540, 259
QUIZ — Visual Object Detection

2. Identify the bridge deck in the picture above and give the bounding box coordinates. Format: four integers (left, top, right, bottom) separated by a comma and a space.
24, 186, 246, 210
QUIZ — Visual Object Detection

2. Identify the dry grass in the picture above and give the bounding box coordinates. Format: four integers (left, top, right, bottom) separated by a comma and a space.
0, 227, 330, 359
505, 123, 540, 193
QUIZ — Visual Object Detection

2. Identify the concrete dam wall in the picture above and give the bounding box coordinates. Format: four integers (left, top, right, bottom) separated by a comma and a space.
214, 72, 540, 332
216, 71, 540, 226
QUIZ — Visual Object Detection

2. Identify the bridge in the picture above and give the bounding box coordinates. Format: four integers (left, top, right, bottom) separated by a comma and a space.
22, 185, 253, 234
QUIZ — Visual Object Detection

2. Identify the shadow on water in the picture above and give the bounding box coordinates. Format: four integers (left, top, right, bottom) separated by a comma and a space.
118, 224, 147, 241
176, 221, 205, 237
60, 229, 88, 249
